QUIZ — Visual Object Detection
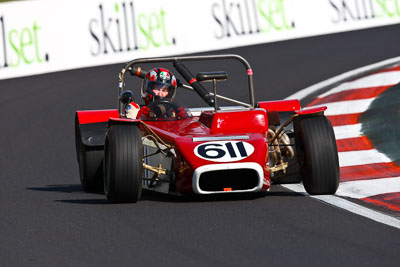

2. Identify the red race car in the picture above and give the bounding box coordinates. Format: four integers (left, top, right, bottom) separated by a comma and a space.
75, 55, 339, 203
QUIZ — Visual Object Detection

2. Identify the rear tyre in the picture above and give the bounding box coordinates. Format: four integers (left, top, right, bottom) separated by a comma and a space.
295, 116, 339, 195
104, 125, 143, 203
76, 122, 103, 192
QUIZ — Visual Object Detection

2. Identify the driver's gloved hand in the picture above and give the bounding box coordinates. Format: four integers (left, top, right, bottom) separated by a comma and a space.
137, 106, 150, 119
177, 107, 188, 118
126, 102, 140, 119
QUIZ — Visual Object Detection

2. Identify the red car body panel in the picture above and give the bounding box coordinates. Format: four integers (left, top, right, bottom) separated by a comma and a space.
199, 109, 268, 134
77, 109, 119, 124
258, 99, 301, 112
141, 109, 270, 191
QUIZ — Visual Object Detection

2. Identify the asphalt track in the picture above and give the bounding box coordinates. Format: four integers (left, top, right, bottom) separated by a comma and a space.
1, 24, 400, 266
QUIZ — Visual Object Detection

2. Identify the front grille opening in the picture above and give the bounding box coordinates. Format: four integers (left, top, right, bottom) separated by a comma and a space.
199, 169, 259, 192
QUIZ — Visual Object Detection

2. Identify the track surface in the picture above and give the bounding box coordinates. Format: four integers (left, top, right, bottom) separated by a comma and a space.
1, 25, 400, 266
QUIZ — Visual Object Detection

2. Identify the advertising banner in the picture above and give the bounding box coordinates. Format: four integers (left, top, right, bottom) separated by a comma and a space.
0, 0, 399, 79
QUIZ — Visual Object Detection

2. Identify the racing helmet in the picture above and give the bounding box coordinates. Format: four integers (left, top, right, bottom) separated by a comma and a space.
141, 68, 177, 103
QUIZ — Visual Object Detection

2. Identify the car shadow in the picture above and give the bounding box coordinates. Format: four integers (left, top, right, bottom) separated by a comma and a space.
137, 190, 266, 203
26, 184, 107, 205
27, 184, 103, 195
26, 184, 303, 205
55, 199, 109, 204
140, 186, 303, 203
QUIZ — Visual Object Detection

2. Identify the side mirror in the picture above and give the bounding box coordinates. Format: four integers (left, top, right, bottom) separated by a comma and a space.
119, 90, 134, 105
196, 71, 228, 82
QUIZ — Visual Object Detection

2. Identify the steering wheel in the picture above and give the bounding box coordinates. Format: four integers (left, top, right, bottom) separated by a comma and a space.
147, 100, 180, 119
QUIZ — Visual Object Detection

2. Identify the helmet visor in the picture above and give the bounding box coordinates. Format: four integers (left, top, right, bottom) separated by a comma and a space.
147, 82, 174, 91
146, 82, 175, 99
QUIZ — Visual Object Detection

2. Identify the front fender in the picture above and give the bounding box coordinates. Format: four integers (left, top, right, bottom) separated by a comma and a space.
75, 109, 120, 155
295, 106, 327, 116
258, 100, 301, 112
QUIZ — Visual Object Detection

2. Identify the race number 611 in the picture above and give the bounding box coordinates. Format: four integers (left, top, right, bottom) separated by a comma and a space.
194, 141, 254, 162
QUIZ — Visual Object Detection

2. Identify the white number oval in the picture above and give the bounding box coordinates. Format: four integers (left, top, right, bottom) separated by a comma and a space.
194, 141, 254, 162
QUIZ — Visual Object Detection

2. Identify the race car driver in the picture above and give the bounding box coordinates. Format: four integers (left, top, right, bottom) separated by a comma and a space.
125, 68, 189, 120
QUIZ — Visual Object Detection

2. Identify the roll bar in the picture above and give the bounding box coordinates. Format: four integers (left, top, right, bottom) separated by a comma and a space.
118, 54, 255, 117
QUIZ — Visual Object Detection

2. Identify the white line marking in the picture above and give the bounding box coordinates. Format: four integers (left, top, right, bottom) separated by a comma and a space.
285, 56, 400, 101
336, 177, 400, 198
311, 98, 375, 116
282, 184, 400, 229
318, 71, 400, 98
338, 149, 392, 167
333, 124, 363, 140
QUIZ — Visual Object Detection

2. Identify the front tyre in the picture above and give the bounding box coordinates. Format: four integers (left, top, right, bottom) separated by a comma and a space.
104, 125, 143, 203
295, 116, 339, 195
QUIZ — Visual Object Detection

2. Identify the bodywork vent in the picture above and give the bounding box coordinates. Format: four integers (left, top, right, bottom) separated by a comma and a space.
192, 163, 264, 194
199, 169, 259, 192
